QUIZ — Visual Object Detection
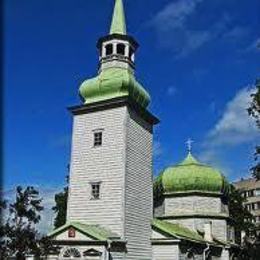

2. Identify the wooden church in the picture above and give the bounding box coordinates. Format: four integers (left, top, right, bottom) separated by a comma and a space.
47, 1, 237, 259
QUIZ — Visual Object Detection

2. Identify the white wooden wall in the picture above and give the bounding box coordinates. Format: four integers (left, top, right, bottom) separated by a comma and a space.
66, 104, 154, 259
124, 109, 153, 260
152, 244, 179, 260
67, 106, 127, 236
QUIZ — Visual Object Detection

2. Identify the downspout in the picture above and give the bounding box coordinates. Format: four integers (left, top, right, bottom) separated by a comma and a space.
106, 240, 112, 260
203, 243, 210, 260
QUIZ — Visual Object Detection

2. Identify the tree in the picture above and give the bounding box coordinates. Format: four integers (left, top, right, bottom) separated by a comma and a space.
248, 79, 260, 179
229, 185, 255, 245
52, 185, 68, 229
52, 170, 69, 229
0, 199, 8, 259
229, 184, 260, 259
1, 186, 44, 260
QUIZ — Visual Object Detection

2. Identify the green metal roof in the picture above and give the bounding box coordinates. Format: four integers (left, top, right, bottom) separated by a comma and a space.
155, 153, 230, 195
48, 221, 120, 241
79, 68, 150, 108
110, 0, 126, 35
152, 219, 205, 243
152, 219, 229, 246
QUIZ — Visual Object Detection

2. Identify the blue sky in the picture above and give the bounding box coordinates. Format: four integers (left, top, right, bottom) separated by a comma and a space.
4, 0, 260, 197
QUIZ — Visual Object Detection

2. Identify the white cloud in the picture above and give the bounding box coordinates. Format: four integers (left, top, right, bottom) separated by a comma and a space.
151, 0, 247, 57
153, 0, 203, 31
37, 187, 60, 235
151, 0, 210, 56
207, 87, 258, 146
199, 86, 259, 176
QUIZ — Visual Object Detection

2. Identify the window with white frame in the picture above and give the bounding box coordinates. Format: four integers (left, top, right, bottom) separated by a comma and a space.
93, 131, 102, 147
255, 188, 260, 196
91, 182, 101, 200
105, 44, 113, 56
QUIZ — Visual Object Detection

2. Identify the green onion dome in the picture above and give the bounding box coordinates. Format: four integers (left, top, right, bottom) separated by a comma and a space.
156, 153, 230, 196
79, 68, 150, 108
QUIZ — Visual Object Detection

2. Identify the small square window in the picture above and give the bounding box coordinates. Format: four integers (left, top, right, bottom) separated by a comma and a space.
91, 183, 100, 200
94, 132, 102, 147
68, 228, 76, 238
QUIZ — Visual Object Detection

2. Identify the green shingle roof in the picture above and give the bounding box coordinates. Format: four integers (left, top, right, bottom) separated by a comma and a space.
156, 153, 230, 195
48, 221, 120, 241
110, 0, 126, 35
152, 219, 230, 247
152, 219, 205, 243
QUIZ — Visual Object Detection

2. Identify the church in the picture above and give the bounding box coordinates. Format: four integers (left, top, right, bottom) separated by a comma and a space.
47, 0, 237, 259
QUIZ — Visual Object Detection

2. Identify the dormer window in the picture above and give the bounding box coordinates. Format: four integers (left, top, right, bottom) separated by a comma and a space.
105, 44, 113, 56
117, 43, 125, 55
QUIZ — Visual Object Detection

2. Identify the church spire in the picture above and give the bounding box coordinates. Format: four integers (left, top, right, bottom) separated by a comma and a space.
110, 0, 127, 35
79, 0, 151, 108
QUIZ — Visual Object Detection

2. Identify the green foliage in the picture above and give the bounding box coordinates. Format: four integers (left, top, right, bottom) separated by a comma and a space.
0, 186, 56, 260
153, 173, 164, 208
239, 233, 260, 260
248, 79, 260, 179
229, 185, 255, 244
229, 185, 260, 259
0, 199, 8, 259
52, 174, 69, 229
52, 186, 68, 229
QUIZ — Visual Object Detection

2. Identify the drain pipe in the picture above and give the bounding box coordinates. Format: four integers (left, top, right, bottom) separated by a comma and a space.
203, 243, 210, 260
105, 240, 112, 260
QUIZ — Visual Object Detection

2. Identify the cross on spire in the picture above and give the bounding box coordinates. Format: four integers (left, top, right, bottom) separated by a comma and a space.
186, 138, 194, 153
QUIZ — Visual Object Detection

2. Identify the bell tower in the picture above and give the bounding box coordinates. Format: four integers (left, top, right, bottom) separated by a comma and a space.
97, 0, 138, 73
66, 0, 159, 259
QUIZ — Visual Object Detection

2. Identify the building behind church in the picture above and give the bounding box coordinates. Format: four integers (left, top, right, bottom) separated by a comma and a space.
233, 178, 260, 229
47, 0, 238, 259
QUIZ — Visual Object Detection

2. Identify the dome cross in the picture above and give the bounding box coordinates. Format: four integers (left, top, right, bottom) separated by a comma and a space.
186, 138, 194, 153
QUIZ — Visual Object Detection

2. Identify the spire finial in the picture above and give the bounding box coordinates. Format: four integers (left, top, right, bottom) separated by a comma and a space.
110, 0, 127, 35
186, 138, 194, 153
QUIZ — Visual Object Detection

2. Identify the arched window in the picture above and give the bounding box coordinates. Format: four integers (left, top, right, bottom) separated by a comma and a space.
63, 248, 81, 258
117, 43, 125, 55
105, 44, 113, 56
